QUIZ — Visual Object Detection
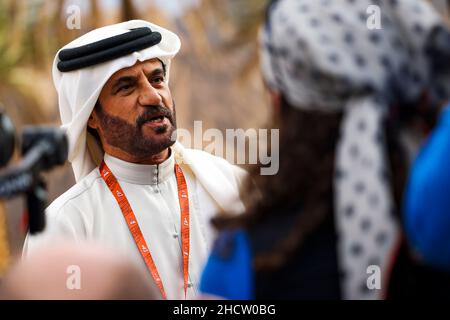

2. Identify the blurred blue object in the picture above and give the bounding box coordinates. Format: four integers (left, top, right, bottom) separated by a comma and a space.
404, 105, 450, 270
199, 229, 253, 299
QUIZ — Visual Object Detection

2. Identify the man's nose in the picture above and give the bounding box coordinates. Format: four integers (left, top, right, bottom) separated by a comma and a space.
138, 79, 163, 106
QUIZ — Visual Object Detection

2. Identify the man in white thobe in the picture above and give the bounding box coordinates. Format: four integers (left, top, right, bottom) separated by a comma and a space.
23, 20, 245, 300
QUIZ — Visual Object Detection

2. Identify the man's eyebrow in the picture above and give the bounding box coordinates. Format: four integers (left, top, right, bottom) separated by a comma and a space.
147, 68, 165, 77
112, 76, 137, 91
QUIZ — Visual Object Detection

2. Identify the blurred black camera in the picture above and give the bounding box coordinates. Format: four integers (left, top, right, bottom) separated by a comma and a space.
0, 109, 68, 234
0, 111, 15, 168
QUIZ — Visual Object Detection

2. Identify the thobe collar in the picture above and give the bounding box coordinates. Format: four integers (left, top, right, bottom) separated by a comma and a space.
103, 149, 175, 185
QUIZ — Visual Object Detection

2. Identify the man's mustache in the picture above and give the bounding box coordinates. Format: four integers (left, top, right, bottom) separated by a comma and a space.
136, 105, 174, 128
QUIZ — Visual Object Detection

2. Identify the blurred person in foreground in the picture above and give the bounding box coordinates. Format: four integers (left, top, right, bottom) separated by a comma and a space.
200, 0, 450, 299
23, 20, 245, 300
1, 241, 158, 299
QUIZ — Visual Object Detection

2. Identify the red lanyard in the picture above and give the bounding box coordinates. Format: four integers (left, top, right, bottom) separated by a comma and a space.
99, 160, 190, 300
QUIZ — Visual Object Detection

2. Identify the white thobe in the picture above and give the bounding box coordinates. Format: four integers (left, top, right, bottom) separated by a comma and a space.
23, 145, 245, 300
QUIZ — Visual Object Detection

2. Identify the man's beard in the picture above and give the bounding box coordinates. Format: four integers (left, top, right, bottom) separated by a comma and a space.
96, 102, 177, 158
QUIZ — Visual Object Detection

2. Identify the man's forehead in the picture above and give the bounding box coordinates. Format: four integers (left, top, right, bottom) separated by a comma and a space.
109, 58, 164, 81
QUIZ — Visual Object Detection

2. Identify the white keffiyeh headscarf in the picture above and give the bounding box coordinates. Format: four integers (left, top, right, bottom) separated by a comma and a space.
52, 20, 181, 182
261, 0, 450, 299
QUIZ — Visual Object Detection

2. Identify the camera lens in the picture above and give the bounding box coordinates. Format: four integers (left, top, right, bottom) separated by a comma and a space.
0, 111, 16, 168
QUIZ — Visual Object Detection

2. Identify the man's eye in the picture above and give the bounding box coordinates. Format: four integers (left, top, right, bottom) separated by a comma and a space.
152, 77, 164, 84
119, 85, 133, 92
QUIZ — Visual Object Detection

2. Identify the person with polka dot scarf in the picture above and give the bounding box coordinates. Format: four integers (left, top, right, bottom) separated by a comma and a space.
200, 0, 450, 300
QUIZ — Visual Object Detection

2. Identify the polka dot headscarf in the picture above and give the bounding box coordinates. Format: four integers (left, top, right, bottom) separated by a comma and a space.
261, 0, 450, 299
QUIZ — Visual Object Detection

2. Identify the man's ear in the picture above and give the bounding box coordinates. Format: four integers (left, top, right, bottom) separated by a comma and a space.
87, 112, 98, 130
